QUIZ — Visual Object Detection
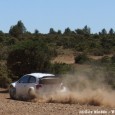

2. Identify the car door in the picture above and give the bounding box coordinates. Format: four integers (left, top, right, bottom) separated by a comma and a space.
16, 75, 30, 96
24, 76, 37, 95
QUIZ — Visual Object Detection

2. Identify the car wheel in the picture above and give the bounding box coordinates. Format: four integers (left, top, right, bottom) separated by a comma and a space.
9, 86, 16, 99
28, 88, 36, 99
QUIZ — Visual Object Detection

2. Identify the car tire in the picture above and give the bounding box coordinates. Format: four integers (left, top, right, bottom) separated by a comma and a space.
28, 88, 36, 99
9, 86, 16, 100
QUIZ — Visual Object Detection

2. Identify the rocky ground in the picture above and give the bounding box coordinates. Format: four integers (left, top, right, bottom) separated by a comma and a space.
0, 88, 115, 115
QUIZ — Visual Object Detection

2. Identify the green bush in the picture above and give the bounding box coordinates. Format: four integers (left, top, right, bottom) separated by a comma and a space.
89, 48, 104, 56
111, 54, 115, 63
49, 63, 72, 74
0, 64, 11, 88
101, 56, 110, 63
0, 76, 11, 88
74, 53, 89, 64
7, 39, 57, 77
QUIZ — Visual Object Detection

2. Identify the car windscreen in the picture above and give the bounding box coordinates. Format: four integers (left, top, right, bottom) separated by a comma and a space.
39, 78, 61, 85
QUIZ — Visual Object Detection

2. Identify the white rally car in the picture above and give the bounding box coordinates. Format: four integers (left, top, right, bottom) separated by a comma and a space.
9, 73, 66, 100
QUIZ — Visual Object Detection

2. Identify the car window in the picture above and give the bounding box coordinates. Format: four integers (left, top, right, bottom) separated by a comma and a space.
18, 75, 30, 83
39, 78, 61, 84
29, 76, 36, 83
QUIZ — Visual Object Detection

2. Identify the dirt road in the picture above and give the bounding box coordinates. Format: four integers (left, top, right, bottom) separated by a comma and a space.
0, 88, 115, 115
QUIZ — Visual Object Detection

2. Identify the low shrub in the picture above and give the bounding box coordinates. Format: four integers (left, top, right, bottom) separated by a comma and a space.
74, 53, 89, 64
49, 63, 72, 74
0, 64, 12, 88
101, 56, 110, 63
111, 54, 115, 63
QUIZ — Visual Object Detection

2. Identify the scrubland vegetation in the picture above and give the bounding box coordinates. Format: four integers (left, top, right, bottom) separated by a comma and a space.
0, 20, 115, 88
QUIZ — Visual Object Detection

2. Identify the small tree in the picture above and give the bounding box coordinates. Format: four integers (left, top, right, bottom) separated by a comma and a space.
83, 25, 91, 35
57, 30, 62, 35
49, 28, 56, 34
109, 28, 114, 35
34, 29, 39, 34
63, 27, 71, 35
101, 28, 107, 35
9, 20, 26, 38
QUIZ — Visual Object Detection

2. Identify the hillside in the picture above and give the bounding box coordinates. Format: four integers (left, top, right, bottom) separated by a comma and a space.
0, 20, 115, 88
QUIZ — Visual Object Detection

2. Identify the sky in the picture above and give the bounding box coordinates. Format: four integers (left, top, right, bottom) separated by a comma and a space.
0, 0, 115, 33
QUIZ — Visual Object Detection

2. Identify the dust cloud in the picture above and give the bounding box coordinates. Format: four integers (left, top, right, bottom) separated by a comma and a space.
35, 71, 115, 107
